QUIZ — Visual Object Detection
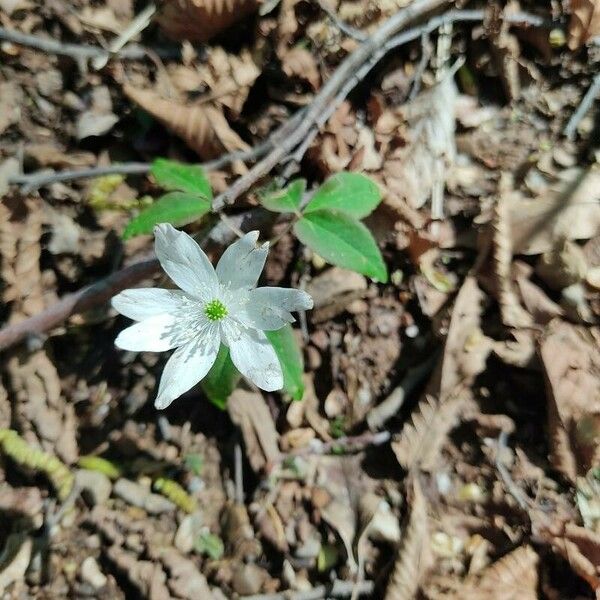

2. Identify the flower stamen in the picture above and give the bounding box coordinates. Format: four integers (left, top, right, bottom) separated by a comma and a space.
204, 299, 228, 321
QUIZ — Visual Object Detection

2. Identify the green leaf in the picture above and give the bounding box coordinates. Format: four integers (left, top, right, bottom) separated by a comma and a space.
151, 158, 212, 199
304, 172, 381, 219
294, 210, 388, 282
200, 345, 240, 410
265, 324, 305, 401
260, 178, 305, 213
123, 192, 211, 239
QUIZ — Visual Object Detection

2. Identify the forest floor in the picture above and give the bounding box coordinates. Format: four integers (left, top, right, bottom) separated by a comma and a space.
1, 0, 600, 598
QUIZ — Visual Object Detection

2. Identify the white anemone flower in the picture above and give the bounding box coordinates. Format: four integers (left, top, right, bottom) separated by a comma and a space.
112, 223, 313, 409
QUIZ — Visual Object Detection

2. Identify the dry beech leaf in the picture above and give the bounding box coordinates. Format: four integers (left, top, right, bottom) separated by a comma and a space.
379, 75, 456, 211
195, 47, 260, 117
6, 351, 78, 464
227, 389, 281, 472
391, 394, 467, 472
0, 197, 50, 323
540, 320, 600, 482
156, 0, 260, 42
493, 184, 534, 329
123, 84, 250, 160
450, 545, 539, 600
510, 168, 600, 256
384, 478, 431, 600
439, 276, 492, 398
281, 47, 321, 90
568, 0, 600, 49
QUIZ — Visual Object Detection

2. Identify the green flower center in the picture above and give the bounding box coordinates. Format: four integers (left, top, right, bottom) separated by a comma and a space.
204, 299, 228, 321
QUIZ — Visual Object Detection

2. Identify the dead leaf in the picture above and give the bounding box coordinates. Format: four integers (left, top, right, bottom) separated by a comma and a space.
156, 0, 260, 42
0, 158, 19, 198
450, 545, 539, 600
391, 395, 467, 472
227, 389, 281, 472
281, 47, 321, 90
124, 84, 250, 160
380, 74, 456, 210
568, 0, 600, 49
0, 81, 22, 135
159, 548, 216, 599
76, 86, 119, 139
384, 478, 431, 600
510, 167, 600, 256
540, 320, 600, 482
190, 46, 260, 117
439, 276, 493, 398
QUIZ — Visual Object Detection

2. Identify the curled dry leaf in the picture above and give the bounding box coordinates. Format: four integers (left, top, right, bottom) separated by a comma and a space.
281, 47, 321, 91
439, 276, 492, 398
510, 168, 600, 256
384, 477, 431, 600
0, 197, 49, 323
568, 0, 600, 49
391, 394, 467, 473
156, 0, 260, 42
379, 74, 456, 211
540, 320, 600, 482
123, 84, 250, 160
493, 184, 534, 329
449, 545, 539, 600
194, 47, 260, 117
227, 389, 281, 472
6, 351, 78, 464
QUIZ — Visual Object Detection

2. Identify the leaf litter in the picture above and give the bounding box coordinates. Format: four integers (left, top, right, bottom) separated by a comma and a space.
2, 0, 600, 598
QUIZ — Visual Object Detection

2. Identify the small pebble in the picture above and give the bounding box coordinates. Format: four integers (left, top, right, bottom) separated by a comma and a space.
80, 556, 107, 590
76, 469, 112, 506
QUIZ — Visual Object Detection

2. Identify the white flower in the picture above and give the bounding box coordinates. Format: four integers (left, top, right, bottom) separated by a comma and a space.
112, 223, 313, 409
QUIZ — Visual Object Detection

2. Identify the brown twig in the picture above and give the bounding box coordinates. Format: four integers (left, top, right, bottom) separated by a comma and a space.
282, 430, 391, 460
564, 71, 600, 140
0, 25, 167, 61
212, 0, 452, 211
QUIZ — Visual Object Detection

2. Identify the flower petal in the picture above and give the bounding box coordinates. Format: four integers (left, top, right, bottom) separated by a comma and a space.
154, 223, 218, 300
154, 327, 220, 409
224, 322, 283, 391
112, 288, 189, 321
236, 287, 313, 330
115, 314, 181, 352
216, 231, 268, 291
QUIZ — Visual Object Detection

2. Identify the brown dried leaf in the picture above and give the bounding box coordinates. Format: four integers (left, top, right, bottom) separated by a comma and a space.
510, 168, 600, 256
540, 320, 600, 481
6, 350, 79, 464
281, 47, 321, 90
123, 84, 250, 160
380, 75, 456, 211
227, 389, 281, 472
159, 548, 216, 599
156, 0, 260, 42
568, 0, 600, 49
384, 478, 431, 600
0, 197, 49, 323
452, 545, 539, 600
193, 46, 260, 117
391, 394, 466, 472
493, 185, 534, 329
440, 276, 492, 398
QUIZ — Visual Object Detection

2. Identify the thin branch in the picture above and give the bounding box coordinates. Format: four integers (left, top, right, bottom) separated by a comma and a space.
0, 25, 158, 61
315, 0, 368, 41
9, 112, 306, 193
241, 579, 374, 600
495, 431, 531, 512
564, 71, 600, 140
282, 430, 391, 461
211, 6, 547, 211
212, 0, 452, 211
